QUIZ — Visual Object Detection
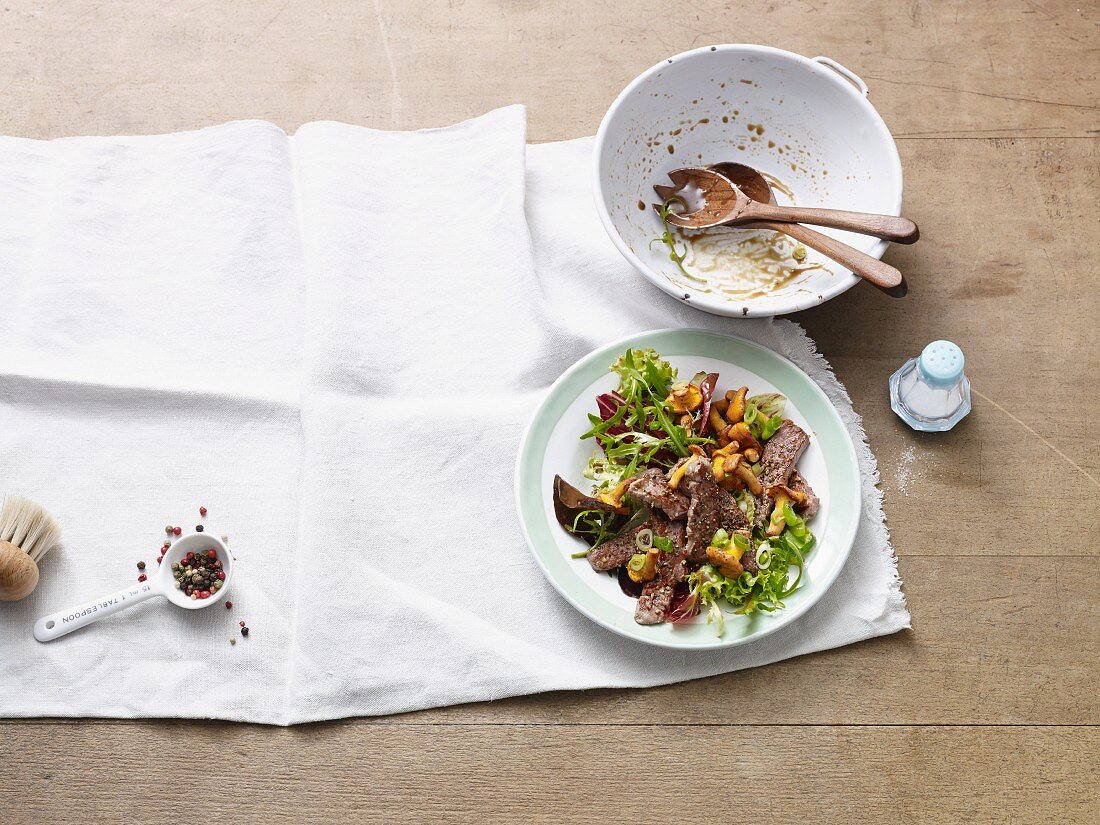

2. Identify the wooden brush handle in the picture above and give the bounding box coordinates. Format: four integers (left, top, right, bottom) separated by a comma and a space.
0, 540, 39, 601
745, 220, 907, 295
745, 203, 920, 243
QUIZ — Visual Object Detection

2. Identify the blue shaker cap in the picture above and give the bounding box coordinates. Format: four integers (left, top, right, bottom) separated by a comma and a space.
918, 340, 964, 387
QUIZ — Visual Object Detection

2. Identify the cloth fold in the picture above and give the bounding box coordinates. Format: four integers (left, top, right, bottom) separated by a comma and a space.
0, 107, 907, 724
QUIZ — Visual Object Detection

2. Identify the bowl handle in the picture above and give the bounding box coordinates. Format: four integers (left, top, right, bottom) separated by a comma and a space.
811, 56, 869, 97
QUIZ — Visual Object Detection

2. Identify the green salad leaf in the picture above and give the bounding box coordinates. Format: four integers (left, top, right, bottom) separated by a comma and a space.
610, 348, 677, 399
581, 348, 715, 488
583, 454, 625, 491
686, 514, 816, 635
567, 509, 620, 557
748, 392, 786, 419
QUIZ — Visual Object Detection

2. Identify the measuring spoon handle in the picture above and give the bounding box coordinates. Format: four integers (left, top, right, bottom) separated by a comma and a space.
745, 203, 919, 243
34, 581, 159, 642
748, 220, 907, 295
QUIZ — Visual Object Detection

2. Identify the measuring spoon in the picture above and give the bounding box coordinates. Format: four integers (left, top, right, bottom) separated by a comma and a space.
33, 532, 233, 642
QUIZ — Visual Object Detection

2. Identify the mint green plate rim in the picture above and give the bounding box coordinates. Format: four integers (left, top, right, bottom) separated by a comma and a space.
514, 328, 861, 650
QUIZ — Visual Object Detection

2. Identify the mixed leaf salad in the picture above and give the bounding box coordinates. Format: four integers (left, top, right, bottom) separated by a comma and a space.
552, 347, 819, 635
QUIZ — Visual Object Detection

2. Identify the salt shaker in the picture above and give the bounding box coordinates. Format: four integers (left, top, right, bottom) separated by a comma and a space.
889, 340, 971, 432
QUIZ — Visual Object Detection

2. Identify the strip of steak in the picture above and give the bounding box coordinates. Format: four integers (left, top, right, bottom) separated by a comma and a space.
652, 512, 687, 553
587, 523, 646, 572
634, 536, 690, 626
686, 479, 749, 563
787, 470, 820, 520
634, 514, 690, 625
627, 468, 690, 520
754, 419, 810, 527
634, 579, 675, 625
681, 455, 714, 497
588, 510, 683, 573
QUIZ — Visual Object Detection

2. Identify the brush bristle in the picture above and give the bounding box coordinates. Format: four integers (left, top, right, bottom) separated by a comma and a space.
0, 495, 62, 562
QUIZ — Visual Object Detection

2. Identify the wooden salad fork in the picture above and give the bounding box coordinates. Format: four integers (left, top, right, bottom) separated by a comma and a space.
652, 163, 907, 296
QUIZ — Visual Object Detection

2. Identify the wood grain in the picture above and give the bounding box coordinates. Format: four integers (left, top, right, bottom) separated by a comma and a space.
3, 722, 1097, 824
1, 0, 1097, 822
0, 1, 1095, 141
387, 557, 1100, 727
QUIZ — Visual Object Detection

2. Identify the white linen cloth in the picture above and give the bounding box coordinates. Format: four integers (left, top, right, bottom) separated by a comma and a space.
0, 107, 908, 723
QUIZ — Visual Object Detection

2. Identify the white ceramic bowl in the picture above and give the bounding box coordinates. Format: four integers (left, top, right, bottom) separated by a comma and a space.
594, 44, 904, 317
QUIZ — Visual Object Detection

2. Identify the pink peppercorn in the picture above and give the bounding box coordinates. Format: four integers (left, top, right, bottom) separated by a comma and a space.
207, 549, 216, 559
173, 526, 182, 536
138, 574, 147, 583
239, 621, 246, 627
200, 506, 208, 517
225, 601, 233, 609
216, 571, 225, 580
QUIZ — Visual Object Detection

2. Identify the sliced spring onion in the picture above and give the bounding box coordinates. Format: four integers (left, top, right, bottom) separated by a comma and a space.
652, 535, 674, 553
711, 528, 730, 548
761, 416, 783, 439
635, 528, 654, 551
756, 543, 772, 570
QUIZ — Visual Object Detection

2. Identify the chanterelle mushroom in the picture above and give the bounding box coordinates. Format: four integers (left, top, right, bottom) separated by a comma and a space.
706, 545, 744, 578
666, 382, 703, 413
627, 549, 660, 583
764, 484, 808, 536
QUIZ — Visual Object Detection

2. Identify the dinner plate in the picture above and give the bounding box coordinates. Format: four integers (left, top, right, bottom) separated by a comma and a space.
514, 328, 861, 650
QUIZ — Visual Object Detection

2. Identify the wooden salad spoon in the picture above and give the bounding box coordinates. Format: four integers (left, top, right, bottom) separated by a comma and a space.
652, 166, 919, 243
697, 162, 906, 296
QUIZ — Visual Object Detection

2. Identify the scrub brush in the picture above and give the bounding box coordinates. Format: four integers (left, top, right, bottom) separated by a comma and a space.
0, 495, 62, 601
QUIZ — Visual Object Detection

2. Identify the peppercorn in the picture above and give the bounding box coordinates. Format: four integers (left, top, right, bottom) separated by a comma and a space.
239, 621, 246, 627
173, 526, 182, 536
196, 524, 204, 532
137, 561, 146, 570
230, 638, 236, 646
165, 525, 173, 535
241, 626, 249, 637
200, 506, 207, 517
138, 574, 147, 582
225, 601, 233, 609
163, 540, 171, 549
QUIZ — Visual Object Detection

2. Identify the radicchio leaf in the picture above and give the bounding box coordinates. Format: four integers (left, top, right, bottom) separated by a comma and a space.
696, 372, 719, 436
666, 581, 701, 623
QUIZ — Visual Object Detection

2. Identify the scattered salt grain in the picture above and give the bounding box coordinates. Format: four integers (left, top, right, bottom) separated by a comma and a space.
895, 444, 926, 496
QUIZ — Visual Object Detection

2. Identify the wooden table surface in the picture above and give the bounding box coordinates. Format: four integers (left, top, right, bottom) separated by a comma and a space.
2, 1, 1098, 822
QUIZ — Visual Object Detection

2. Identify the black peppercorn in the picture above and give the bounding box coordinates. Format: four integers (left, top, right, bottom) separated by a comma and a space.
196, 524, 204, 532
137, 561, 146, 570
241, 626, 249, 637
